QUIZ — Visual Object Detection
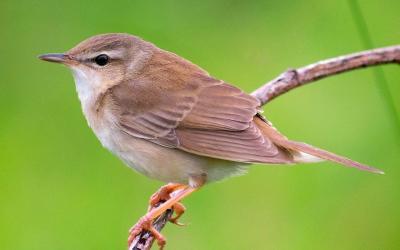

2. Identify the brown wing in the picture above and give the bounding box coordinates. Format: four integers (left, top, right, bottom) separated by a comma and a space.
109, 50, 293, 163
175, 81, 293, 163
110, 75, 200, 147
180, 83, 259, 131
176, 121, 293, 163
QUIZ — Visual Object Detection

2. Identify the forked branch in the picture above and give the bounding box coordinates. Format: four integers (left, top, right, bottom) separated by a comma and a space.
130, 44, 400, 250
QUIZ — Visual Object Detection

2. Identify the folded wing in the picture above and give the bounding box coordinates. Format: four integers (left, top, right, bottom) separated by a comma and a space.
108, 51, 293, 163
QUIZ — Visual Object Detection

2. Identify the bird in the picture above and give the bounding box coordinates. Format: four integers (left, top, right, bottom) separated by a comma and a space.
39, 33, 383, 249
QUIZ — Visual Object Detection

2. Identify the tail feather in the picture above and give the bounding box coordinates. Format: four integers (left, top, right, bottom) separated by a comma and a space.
292, 151, 324, 163
254, 115, 384, 174
278, 140, 384, 174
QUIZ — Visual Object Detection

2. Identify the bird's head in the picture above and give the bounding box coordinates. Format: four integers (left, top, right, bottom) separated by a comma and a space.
39, 33, 154, 96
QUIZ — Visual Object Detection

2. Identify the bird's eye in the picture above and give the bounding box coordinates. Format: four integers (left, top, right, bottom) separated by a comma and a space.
94, 54, 109, 66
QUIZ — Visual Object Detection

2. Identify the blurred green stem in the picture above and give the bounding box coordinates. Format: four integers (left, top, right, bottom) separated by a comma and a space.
347, 0, 400, 143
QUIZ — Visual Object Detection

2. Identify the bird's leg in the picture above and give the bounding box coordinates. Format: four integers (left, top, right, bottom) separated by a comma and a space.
147, 183, 188, 226
147, 183, 186, 211
128, 186, 199, 249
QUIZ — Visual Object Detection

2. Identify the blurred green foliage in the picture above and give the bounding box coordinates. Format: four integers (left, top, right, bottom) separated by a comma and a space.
1, 1, 399, 249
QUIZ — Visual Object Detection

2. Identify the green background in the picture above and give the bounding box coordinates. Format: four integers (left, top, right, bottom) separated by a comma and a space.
1, 1, 399, 249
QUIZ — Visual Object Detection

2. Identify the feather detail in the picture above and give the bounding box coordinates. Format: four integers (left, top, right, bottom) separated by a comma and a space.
254, 116, 384, 174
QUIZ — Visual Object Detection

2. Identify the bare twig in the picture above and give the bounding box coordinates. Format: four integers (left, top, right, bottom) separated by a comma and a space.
129, 44, 400, 250
251, 45, 400, 105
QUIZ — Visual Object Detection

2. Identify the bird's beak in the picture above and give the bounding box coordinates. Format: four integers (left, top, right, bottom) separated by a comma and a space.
38, 53, 70, 64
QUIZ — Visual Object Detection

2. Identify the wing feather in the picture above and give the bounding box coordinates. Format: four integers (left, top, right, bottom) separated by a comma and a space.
181, 82, 260, 130
109, 50, 294, 163
176, 121, 293, 163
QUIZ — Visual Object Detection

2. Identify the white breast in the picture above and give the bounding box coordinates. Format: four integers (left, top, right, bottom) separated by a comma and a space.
71, 67, 100, 113
71, 67, 118, 151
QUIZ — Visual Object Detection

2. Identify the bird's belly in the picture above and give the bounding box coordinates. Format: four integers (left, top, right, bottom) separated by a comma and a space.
112, 134, 208, 183
92, 121, 247, 184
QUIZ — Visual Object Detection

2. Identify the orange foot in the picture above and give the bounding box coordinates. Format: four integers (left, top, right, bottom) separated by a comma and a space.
127, 184, 198, 249
128, 214, 166, 249
168, 202, 186, 226
148, 183, 187, 225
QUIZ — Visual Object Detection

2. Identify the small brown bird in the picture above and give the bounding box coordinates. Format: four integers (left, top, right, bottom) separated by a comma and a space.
39, 33, 382, 249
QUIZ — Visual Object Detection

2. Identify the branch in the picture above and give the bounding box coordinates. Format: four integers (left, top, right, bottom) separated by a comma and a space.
129, 206, 173, 250
252, 45, 400, 105
129, 44, 400, 250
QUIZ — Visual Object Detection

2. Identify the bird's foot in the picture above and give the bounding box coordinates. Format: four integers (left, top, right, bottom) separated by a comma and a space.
128, 184, 198, 249
127, 214, 166, 249
148, 183, 187, 226
169, 202, 186, 226
148, 183, 185, 209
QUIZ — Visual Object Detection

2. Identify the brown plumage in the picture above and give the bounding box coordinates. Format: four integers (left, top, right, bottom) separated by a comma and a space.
40, 33, 383, 177
109, 54, 293, 164
39, 33, 383, 249
101, 41, 381, 173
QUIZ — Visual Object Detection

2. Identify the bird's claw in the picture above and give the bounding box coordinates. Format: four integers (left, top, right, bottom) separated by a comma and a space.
169, 202, 186, 226
127, 214, 166, 250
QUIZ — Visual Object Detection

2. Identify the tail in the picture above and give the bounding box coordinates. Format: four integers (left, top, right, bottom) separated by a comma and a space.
254, 116, 384, 174
277, 139, 384, 174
